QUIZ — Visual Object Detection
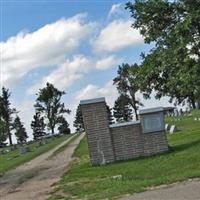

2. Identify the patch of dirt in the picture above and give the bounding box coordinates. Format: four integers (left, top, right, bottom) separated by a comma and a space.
0, 134, 84, 200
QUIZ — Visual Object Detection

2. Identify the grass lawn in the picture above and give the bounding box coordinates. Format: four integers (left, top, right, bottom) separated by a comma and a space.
0, 134, 72, 174
49, 110, 200, 200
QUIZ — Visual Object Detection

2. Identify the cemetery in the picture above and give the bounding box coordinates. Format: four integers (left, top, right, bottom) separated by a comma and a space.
80, 97, 168, 165
49, 108, 200, 199
1, 1, 200, 199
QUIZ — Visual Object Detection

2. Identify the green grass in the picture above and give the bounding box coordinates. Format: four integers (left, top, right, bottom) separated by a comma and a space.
0, 134, 71, 174
50, 110, 200, 200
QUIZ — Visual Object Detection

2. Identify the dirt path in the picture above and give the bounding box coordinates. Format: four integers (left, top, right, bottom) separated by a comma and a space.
0, 133, 85, 200
120, 178, 200, 200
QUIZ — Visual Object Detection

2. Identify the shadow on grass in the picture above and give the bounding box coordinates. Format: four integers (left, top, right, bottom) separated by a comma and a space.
169, 139, 200, 153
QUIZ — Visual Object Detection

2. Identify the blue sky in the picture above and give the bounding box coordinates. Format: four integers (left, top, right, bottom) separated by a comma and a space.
0, 0, 172, 140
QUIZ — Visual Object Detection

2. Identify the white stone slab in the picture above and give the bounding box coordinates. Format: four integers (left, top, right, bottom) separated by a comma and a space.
170, 125, 177, 134
165, 124, 170, 131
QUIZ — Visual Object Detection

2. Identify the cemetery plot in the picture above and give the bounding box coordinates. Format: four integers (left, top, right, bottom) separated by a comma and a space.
50, 109, 200, 200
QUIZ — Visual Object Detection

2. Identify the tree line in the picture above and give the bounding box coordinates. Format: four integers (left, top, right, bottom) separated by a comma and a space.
1, 0, 200, 145
0, 83, 71, 147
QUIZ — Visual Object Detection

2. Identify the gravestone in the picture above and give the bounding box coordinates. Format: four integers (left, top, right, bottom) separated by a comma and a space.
174, 109, 179, 117
19, 146, 28, 155
170, 125, 177, 134
165, 124, 170, 131
194, 118, 197, 121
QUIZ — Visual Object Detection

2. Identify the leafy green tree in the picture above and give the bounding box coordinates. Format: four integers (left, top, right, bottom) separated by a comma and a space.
126, 0, 200, 108
106, 104, 114, 124
34, 83, 71, 135
0, 87, 17, 145
113, 63, 143, 120
13, 116, 28, 145
113, 94, 133, 122
0, 118, 7, 147
73, 104, 84, 132
31, 112, 46, 141
57, 116, 71, 134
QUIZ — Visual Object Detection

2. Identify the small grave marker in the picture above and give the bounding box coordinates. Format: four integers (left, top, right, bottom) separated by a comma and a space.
165, 124, 170, 131
170, 125, 177, 134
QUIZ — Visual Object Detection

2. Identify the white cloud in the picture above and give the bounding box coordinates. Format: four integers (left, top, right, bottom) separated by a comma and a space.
27, 55, 93, 95
92, 19, 143, 52
95, 55, 122, 70
75, 80, 118, 107
108, 3, 122, 18
0, 13, 95, 87
27, 54, 124, 95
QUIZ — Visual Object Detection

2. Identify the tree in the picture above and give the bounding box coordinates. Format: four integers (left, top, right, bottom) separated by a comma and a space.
0, 87, 17, 145
113, 94, 133, 122
57, 116, 71, 134
73, 104, 84, 132
13, 116, 28, 145
0, 118, 7, 147
106, 104, 114, 124
113, 63, 143, 120
34, 83, 71, 135
126, 0, 200, 108
31, 112, 46, 141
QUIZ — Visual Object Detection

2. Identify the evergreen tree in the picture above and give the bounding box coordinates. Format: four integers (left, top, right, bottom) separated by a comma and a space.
13, 116, 28, 145
0, 118, 7, 147
73, 104, 84, 132
34, 83, 71, 135
31, 112, 46, 141
106, 104, 114, 124
57, 116, 71, 134
113, 94, 133, 122
0, 87, 17, 145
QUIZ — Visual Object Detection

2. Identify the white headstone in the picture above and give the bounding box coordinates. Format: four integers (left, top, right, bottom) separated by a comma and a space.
194, 118, 197, 121
165, 124, 170, 131
170, 125, 177, 134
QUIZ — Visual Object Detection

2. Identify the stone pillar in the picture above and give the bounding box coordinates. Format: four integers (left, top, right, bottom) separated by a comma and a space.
80, 97, 115, 165
139, 107, 168, 156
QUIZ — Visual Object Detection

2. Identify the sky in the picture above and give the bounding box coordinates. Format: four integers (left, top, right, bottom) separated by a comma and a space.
0, 0, 173, 141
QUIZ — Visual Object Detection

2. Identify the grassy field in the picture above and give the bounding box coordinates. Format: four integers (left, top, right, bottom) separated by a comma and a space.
49, 110, 200, 200
0, 134, 71, 174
